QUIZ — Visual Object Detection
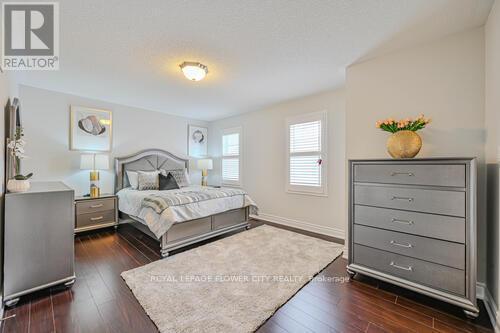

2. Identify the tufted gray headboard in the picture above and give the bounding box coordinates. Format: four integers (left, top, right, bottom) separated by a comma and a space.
114, 149, 189, 192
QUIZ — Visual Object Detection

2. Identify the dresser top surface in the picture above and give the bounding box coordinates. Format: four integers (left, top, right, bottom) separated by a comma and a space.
6, 181, 73, 196
349, 157, 476, 163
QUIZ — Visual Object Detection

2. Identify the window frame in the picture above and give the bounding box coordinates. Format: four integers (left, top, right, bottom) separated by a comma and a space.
221, 126, 243, 187
285, 111, 328, 196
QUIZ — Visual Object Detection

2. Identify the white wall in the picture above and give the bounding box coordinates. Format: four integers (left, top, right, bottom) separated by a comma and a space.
19, 85, 208, 196
346, 28, 487, 281
485, 0, 500, 325
209, 89, 346, 239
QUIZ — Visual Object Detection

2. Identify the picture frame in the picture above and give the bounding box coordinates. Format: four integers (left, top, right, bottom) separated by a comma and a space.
70, 106, 112, 152
188, 125, 208, 157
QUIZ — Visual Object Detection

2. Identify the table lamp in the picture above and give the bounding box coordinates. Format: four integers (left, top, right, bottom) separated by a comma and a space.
80, 154, 109, 197
197, 158, 213, 186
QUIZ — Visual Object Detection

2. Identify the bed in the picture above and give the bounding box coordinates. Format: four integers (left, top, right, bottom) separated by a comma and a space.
115, 149, 255, 257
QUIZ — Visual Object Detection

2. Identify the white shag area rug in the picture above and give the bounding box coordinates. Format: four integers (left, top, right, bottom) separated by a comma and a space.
121, 225, 343, 333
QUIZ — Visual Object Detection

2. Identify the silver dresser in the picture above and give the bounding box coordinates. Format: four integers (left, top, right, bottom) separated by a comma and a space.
4, 181, 75, 307
347, 158, 478, 317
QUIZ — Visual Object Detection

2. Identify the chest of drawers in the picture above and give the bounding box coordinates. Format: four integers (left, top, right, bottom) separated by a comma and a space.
347, 158, 478, 318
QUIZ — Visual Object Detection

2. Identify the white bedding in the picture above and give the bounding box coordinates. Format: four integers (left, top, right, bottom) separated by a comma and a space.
117, 186, 254, 238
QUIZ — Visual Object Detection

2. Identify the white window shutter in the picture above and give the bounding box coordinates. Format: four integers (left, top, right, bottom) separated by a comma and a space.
286, 112, 327, 195
222, 128, 242, 186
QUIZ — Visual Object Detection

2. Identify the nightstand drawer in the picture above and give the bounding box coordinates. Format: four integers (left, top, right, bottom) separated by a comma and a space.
76, 198, 115, 214
76, 210, 116, 229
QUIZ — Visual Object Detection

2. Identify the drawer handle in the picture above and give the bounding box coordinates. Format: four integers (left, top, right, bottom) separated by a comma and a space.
391, 218, 414, 225
90, 216, 104, 221
390, 261, 413, 272
391, 172, 414, 177
90, 204, 104, 208
391, 196, 414, 202
390, 240, 413, 248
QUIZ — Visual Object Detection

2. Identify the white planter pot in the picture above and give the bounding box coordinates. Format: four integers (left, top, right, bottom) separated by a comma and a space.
7, 179, 31, 193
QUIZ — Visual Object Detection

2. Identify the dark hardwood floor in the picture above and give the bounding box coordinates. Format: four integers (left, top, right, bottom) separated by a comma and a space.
2, 221, 494, 333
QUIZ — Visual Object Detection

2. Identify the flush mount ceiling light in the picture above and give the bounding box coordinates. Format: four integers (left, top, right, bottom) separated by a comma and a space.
179, 61, 208, 81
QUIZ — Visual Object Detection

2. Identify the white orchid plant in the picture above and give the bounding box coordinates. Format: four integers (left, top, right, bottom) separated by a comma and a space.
7, 127, 33, 181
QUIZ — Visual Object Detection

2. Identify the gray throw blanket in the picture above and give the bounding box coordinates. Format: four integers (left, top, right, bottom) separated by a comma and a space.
142, 187, 250, 214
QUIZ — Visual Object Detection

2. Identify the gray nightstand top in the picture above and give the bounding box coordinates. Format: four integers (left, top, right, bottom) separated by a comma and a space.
75, 194, 117, 201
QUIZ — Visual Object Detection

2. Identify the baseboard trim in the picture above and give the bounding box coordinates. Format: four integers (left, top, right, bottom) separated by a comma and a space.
480, 284, 500, 333
250, 213, 345, 240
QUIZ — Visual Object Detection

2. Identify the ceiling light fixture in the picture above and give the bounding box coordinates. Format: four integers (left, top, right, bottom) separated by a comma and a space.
179, 61, 208, 81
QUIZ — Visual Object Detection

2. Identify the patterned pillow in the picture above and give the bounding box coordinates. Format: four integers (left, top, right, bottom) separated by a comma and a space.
137, 171, 160, 190
162, 169, 190, 187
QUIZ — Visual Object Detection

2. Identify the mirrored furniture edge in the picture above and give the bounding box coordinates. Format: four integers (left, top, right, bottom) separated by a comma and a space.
347, 157, 478, 318
75, 194, 118, 233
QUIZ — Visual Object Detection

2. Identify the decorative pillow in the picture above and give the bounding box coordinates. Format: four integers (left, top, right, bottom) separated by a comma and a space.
159, 172, 180, 191
137, 170, 160, 190
162, 169, 190, 187
126, 171, 139, 189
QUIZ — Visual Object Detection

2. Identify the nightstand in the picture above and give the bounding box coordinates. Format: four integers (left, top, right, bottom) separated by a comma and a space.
75, 194, 118, 233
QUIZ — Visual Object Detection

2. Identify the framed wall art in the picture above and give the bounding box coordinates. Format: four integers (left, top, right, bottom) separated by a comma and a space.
70, 106, 112, 151
188, 125, 208, 157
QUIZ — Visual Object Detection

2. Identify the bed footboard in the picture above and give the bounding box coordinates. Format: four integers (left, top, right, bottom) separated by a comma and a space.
160, 206, 250, 257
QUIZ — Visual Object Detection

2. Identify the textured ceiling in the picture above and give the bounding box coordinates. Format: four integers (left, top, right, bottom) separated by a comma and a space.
6, 0, 494, 121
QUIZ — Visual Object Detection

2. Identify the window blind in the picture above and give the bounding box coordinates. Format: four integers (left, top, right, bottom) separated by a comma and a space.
222, 130, 241, 185
286, 114, 326, 194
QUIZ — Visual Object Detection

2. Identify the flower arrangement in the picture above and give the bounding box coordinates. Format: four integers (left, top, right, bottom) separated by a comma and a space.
6, 127, 33, 181
376, 114, 431, 133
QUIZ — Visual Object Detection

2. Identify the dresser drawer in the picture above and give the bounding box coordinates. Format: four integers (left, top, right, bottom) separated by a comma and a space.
354, 163, 465, 187
167, 217, 212, 242
354, 225, 464, 269
353, 244, 465, 296
76, 198, 115, 214
354, 205, 465, 243
354, 185, 465, 217
76, 210, 116, 229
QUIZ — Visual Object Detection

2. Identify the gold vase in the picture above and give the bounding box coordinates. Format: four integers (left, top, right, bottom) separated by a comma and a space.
386, 130, 422, 158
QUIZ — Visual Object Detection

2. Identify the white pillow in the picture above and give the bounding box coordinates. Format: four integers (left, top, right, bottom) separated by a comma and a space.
126, 171, 139, 189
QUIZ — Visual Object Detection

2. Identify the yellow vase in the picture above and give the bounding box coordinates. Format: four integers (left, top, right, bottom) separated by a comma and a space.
386, 130, 422, 159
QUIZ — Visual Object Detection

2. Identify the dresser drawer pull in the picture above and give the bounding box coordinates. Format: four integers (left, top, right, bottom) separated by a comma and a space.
90, 204, 104, 208
391, 218, 414, 225
90, 216, 104, 221
391, 172, 414, 177
390, 240, 413, 248
391, 196, 414, 202
390, 261, 413, 271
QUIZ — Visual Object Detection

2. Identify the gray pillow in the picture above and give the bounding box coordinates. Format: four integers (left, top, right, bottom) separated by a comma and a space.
162, 169, 190, 187
137, 170, 160, 190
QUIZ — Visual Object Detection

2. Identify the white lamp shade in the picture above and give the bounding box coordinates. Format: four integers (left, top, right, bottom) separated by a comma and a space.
197, 158, 213, 170
80, 154, 109, 170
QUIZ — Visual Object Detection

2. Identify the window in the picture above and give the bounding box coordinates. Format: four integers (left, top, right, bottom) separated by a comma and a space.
286, 111, 327, 195
222, 127, 242, 186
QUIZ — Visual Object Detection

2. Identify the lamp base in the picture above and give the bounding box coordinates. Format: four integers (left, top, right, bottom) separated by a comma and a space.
201, 169, 208, 186
90, 171, 100, 198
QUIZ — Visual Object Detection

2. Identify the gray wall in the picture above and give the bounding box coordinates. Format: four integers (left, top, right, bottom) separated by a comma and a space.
208, 89, 347, 239
346, 27, 488, 282
485, 0, 500, 313
19, 85, 208, 196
